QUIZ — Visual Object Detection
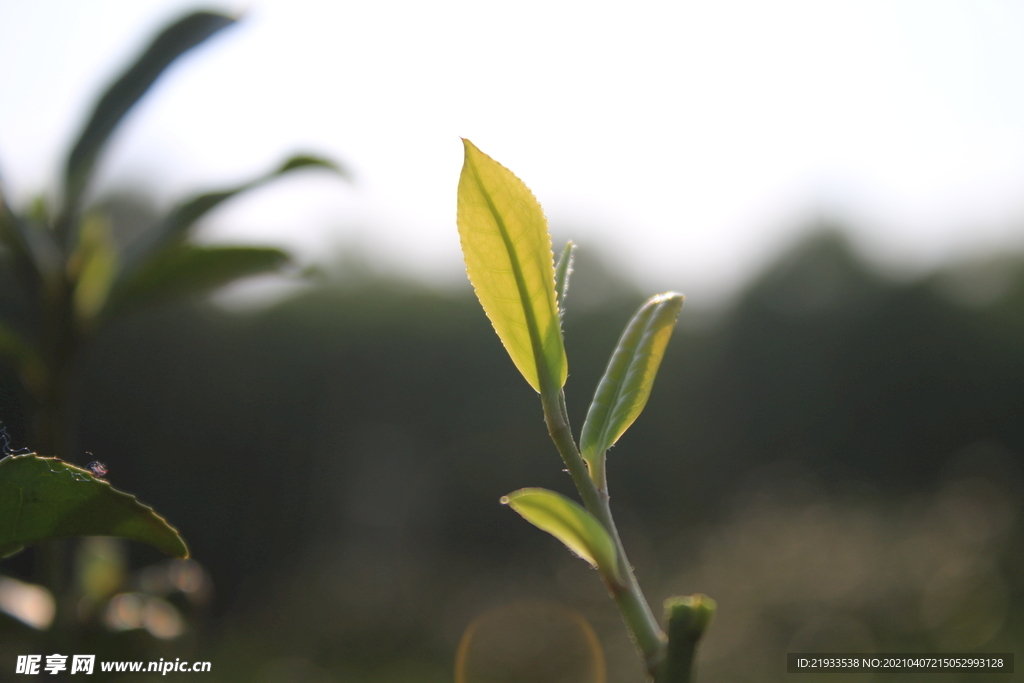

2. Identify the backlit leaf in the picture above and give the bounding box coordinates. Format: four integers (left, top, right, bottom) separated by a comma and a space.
0, 454, 187, 558
501, 487, 620, 582
457, 140, 566, 393
580, 293, 683, 466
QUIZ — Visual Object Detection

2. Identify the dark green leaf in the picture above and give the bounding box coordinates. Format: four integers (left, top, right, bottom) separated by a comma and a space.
580, 293, 684, 468
109, 245, 289, 312
58, 11, 237, 239
161, 155, 344, 241
0, 454, 187, 558
554, 241, 575, 312
278, 155, 348, 177
121, 154, 344, 271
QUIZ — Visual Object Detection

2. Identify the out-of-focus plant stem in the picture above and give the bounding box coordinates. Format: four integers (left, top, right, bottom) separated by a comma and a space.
35, 277, 77, 458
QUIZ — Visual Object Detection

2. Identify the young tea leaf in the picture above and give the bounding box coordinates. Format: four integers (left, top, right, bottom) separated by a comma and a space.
554, 241, 576, 312
580, 293, 684, 466
501, 487, 620, 582
457, 140, 567, 394
0, 454, 188, 558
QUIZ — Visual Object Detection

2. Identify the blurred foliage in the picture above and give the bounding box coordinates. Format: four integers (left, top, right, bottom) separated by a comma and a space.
0, 11, 342, 458
0, 9, 342, 677
1, 211, 1018, 680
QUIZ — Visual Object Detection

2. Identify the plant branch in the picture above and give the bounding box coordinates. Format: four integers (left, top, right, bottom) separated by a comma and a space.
539, 386, 667, 678
656, 595, 716, 683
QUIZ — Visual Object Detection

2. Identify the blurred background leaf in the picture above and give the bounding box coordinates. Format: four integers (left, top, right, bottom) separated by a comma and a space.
110, 244, 290, 313
0, 11, 345, 678
118, 154, 347, 275
57, 11, 237, 242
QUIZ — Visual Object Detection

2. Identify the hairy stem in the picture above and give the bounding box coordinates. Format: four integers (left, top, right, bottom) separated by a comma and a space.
539, 387, 667, 678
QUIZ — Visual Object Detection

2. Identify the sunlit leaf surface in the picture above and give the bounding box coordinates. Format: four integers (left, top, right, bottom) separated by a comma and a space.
502, 488, 619, 581
457, 140, 566, 393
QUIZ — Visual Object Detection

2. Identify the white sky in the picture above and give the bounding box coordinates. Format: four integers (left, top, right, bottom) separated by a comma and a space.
2, 0, 1024, 306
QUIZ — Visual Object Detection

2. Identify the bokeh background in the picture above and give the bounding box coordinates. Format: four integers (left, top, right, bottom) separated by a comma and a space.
1, 1, 1022, 681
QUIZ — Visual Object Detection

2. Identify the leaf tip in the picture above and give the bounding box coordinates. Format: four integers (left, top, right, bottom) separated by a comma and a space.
461, 138, 485, 163
651, 291, 685, 305
278, 154, 352, 182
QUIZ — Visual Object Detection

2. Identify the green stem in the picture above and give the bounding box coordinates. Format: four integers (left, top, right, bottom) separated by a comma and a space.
659, 627, 697, 683
539, 387, 667, 678
29, 273, 81, 649
656, 595, 716, 683
586, 444, 608, 494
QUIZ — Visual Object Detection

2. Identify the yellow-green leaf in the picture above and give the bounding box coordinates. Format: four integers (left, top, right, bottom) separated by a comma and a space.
580, 293, 684, 466
457, 140, 566, 393
501, 487, 620, 582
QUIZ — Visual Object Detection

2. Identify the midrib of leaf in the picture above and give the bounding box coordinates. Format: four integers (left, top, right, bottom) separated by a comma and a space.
590, 306, 652, 456
585, 309, 647, 458
607, 310, 659, 441
581, 294, 682, 468
466, 158, 554, 393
